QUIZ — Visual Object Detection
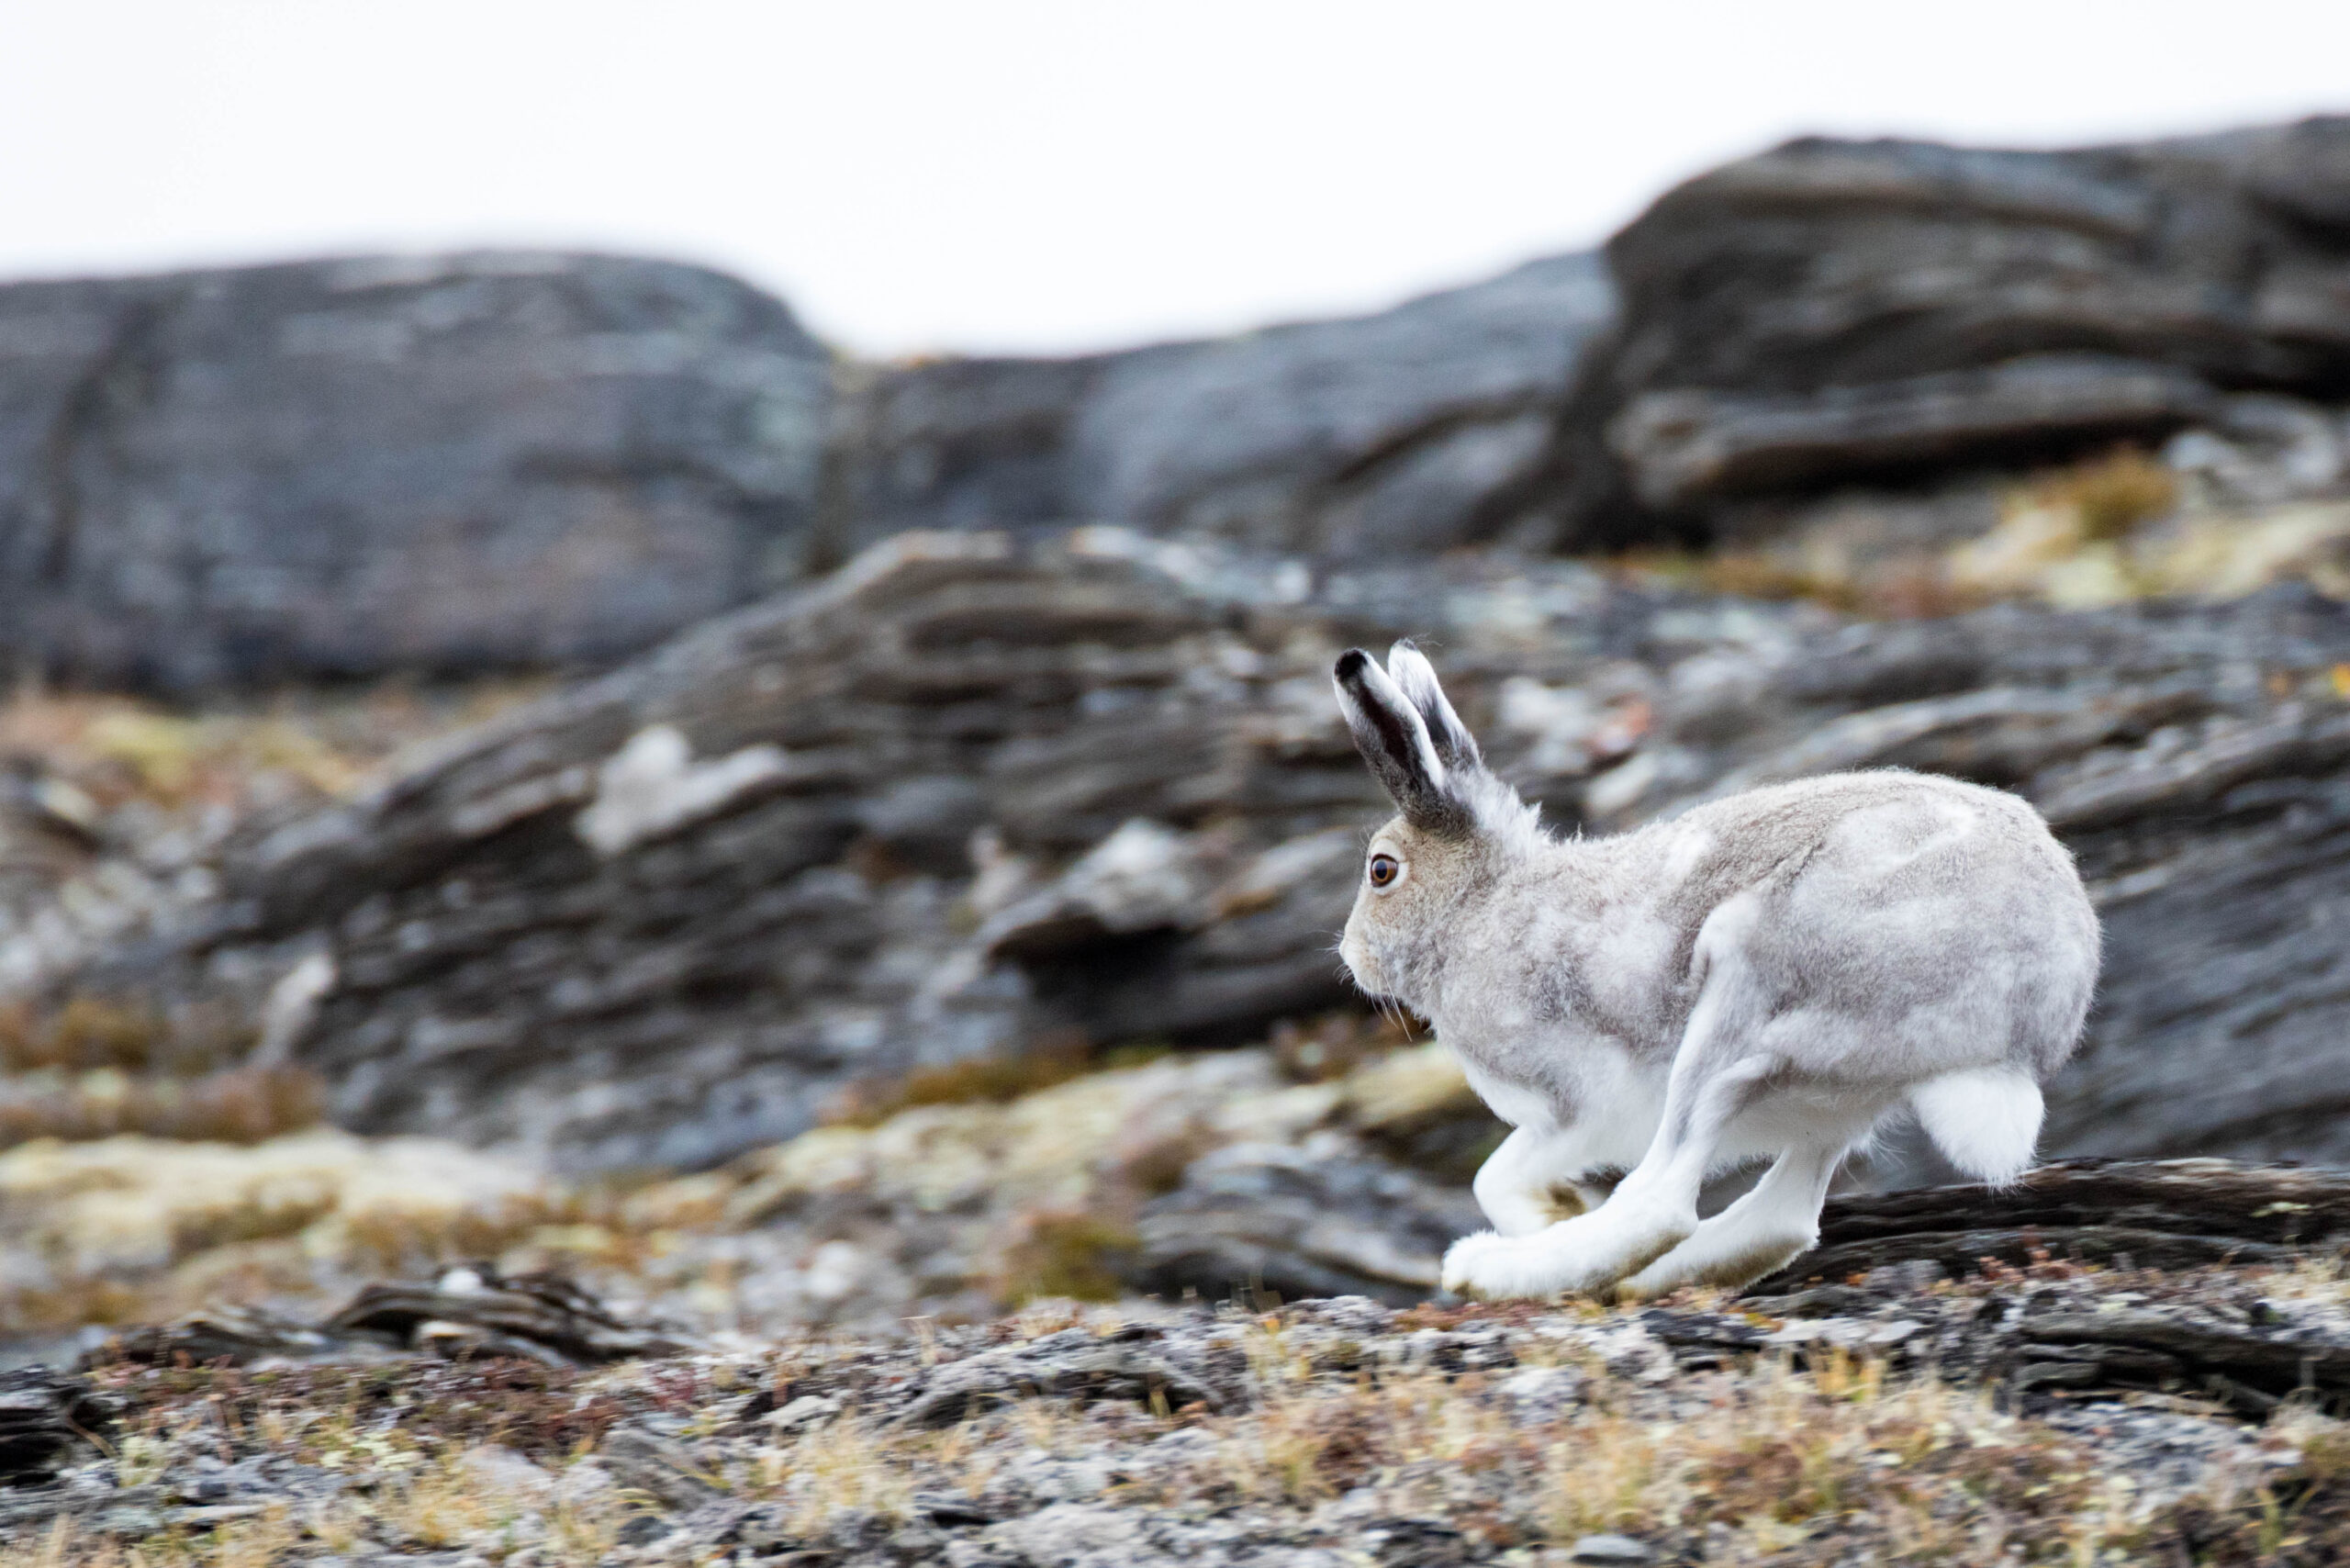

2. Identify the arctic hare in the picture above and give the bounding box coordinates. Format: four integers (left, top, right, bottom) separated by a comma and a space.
1332, 643, 2099, 1301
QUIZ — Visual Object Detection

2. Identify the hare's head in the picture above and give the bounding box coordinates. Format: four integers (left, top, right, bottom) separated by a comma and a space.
1332, 642, 1539, 1011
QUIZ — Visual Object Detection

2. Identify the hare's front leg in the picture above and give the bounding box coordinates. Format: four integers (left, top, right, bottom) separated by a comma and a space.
1442, 1051, 1772, 1298
1443, 933, 1788, 1301
1471, 1123, 1615, 1237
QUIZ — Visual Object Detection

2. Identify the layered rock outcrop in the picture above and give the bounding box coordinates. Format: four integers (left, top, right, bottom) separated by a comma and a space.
1549, 116, 2350, 544
822, 252, 1615, 560
24, 528, 2350, 1180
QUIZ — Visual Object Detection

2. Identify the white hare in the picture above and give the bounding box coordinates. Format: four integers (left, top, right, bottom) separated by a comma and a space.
1332, 642, 2099, 1301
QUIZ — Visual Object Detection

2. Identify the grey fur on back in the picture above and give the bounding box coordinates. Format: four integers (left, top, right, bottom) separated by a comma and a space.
1331, 641, 2100, 1301
1431, 770, 2094, 1100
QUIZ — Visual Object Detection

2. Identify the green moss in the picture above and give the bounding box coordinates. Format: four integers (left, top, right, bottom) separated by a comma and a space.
1003, 1214, 1139, 1305
828, 1036, 1097, 1127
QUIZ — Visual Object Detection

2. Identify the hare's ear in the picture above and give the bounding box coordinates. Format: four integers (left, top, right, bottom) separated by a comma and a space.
1333, 649, 1471, 834
1385, 640, 1482, 772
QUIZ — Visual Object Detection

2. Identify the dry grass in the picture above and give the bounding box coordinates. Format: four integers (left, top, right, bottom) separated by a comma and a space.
1622, 445, 2350, 621
0, 1064, 323, 1153
0, 998, 168, 1075
693, 1323, 2346, 1562
0, 993, 323, 1156
1617, 547, 1986, 621
13, 1051, 2343, 1565
0, 679, 541, 820
1943, 447, 2350, 612
2022, 446, 2182, 541
999, 1212, 1141, 1305
1136, 1343, 2319, 1561
822, 1032, 1101, 1128
755, 1417, 921, 1537
0, 1129, 577, 1333
0, 1036, 1492, 1340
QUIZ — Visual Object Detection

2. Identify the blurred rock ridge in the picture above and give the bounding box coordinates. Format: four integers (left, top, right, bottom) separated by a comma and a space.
5, 112, 2347, 688
17, 522, 2350, 1188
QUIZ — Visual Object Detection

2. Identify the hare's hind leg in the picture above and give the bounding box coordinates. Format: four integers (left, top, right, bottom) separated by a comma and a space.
1614, 1141, 1845, 1301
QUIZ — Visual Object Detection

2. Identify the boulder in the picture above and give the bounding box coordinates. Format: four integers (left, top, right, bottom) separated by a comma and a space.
0, 252, 832, 689
1747, 1158, 2350, 1293
0, 1368, 115, 1484
1549, 117, 2350, 545
1131, 1137, 1486, 1307
823, 252, 1614, 560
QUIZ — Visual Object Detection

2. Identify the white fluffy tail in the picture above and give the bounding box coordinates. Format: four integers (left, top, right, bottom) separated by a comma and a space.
1911, 1067, 2043, 1184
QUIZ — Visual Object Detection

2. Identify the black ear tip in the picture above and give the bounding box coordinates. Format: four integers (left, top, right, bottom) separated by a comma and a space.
1334, 649, 1374, 682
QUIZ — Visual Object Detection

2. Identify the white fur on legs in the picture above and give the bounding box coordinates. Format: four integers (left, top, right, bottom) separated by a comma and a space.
1615, 1143, 1845, 1300
1472, 1123, 1610, 1237
1911, 1067, 2042, 1183
1442, 1185, 1695, 1298
1444, 1047, 1777, 1300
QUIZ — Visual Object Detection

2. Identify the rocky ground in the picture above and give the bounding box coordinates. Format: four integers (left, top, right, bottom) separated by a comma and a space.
3, 1249, 2347, 1566
0, 1034, 2345, 1563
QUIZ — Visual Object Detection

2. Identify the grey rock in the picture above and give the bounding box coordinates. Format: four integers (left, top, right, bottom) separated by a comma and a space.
1132, 1137, 1486, 1306
91, 1305, 359, 1369
1747, 1158, 2350, 1300
825, 253, 1614, 560
86, 1264, 698, 1369
599, 1425, 722, 1510
821, 353, 1103, 554
0, 252, 831, 689
0, 1367, 116, 1484
1067, 253, 1613, 554
1551, 117, 2350, 543
1570, 1536, 1654, 1564
889, 1325, 1242, 1428
1609, 353, 2218, 510
321, 1267, 699, 1365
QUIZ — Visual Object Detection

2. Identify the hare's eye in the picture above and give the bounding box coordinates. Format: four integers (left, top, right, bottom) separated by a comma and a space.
1368, 853, 1400, 889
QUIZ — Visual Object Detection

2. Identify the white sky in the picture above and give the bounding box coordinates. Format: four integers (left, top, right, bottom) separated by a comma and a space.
2, 1, 2347, 356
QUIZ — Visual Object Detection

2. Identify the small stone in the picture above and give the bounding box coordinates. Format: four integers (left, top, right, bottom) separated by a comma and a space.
1862, 1259, 1947, 1294
762, 1394, 843, 1431
1571, 1535, 1654, 1564
616, 1513, 671, 1547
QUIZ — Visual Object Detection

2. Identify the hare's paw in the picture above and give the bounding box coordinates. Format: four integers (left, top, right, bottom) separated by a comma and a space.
1445, 1204, 1696, 1300
1615, 1223, 1811, 1303
1441, 1231, 1553, 1300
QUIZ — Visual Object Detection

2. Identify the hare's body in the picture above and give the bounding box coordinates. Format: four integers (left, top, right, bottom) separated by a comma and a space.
1331, 645, 2098, 1301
